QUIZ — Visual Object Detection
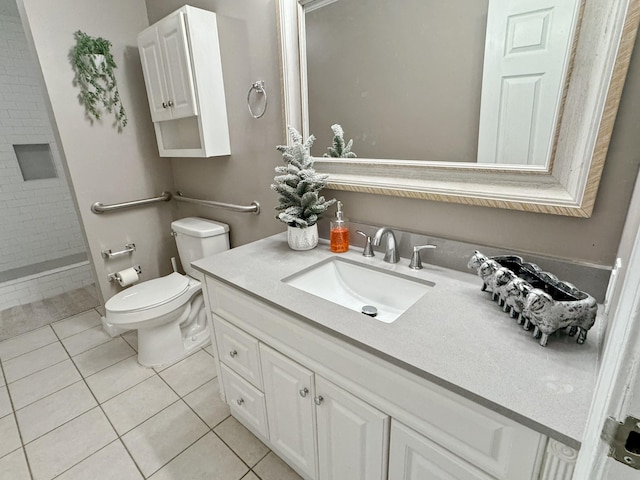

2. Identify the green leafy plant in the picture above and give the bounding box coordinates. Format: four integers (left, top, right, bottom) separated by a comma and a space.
70, 30, 127, 129
323, 124, 357, 158
272, 126, 336, 228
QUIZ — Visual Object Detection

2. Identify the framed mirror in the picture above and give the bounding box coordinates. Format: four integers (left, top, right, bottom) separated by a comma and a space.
277, 0, 640, 217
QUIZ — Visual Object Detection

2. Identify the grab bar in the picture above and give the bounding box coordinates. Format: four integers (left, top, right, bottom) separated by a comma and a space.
91, 192, 172, 214
174, 191, 260, 214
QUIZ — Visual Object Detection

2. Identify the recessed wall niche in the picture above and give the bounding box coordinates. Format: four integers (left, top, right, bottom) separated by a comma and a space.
13, 143, 57, 181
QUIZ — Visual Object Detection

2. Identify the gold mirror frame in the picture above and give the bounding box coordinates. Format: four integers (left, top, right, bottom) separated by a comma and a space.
277, 0, 640, 217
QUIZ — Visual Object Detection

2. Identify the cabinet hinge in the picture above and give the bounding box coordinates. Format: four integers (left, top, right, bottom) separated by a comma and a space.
602, 416, 640, 469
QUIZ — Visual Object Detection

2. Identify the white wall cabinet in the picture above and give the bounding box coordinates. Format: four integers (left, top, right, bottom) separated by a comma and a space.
138, 6, 230, 157
205, 277, 576, 480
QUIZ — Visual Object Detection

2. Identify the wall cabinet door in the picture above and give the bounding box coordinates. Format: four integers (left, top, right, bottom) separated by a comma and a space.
388, 420, 494, 480
315, 375, 389, 480
156, 11, 197, 120
260, 344, 317, 479
138, 11, 197, 123
138, 26, 170, 122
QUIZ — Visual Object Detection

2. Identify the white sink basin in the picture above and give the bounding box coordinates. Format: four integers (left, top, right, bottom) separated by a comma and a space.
282, 257, 434, 323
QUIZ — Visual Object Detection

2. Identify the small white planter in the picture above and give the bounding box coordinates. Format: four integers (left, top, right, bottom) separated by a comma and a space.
287, 224, 318, 250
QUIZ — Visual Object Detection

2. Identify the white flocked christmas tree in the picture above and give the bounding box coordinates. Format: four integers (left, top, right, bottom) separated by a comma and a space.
272, 126, 336, 228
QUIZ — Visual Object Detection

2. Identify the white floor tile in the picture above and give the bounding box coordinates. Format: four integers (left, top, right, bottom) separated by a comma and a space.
72, 338, 135, 377
121, 331, 138, 352
16, 381, 97, 443
214, 416, 269, 467
0, 414, 21, 458
62, 325, 112, 356
253, 452, 303, 480
56, 440, 143, 480
102, 376, 179, 435
183, 379, 230, 428
0, 448, 31, 480
0, 326, 57, 361
25, 407, 117, 480
122, 400, 208, 477
158, 349, 216, 396
0, 371, 4, 387
3, 342, 69, 383
8, 359, 81, 410
0, 386, 11, 418
241, 473, 260, 480
152, 347, 201, 373
52, 310, 102, 339
149, 431, 248, 480
204, 344, 215, 357
85, 356, 154, 403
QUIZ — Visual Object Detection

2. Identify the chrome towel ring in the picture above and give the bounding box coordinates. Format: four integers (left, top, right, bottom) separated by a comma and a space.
247, 80, 267, 118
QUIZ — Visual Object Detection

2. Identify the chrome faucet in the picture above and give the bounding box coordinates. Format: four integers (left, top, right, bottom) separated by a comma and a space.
372, 227, 399, 263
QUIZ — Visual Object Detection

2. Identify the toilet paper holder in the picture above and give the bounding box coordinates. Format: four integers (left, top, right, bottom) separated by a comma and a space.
102, 243, 136, 259
107, 265, 142, 282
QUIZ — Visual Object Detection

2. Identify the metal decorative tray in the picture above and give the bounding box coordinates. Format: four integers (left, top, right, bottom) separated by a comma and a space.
468, 251, 597, 347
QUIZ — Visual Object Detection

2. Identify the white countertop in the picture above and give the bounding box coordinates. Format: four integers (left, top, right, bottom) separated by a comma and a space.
193, 233, 602, 448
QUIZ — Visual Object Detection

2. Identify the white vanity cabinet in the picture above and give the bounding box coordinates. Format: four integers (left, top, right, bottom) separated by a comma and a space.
204, 276, 574, 480
260, 343, 390, 480
138, 6, 230, 157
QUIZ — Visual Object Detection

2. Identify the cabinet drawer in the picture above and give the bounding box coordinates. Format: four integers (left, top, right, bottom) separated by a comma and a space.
214, 314, 263, 389
389, 420, 493, 480
220, 363, 269, 439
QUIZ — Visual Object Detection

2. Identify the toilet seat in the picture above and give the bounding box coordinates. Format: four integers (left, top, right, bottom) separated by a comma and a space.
107, 272, 189, 312
105, 273, 201, 327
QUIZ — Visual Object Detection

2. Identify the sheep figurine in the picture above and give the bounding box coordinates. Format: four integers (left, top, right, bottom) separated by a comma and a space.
523, 289, 598, 347
477, 260, 502, 299
500, 275, 532, 322
494, 268, 517, 309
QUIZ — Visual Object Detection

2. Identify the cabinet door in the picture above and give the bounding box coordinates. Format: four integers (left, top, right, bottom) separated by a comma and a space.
260, 344, 317, 479
157, 11, 198, 120
315, 375, 389, 480
388, 421, 494, 480
138, 27, 171, 122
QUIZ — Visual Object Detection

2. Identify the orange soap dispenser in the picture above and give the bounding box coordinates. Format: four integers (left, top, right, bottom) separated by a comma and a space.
330, 201, 349, 253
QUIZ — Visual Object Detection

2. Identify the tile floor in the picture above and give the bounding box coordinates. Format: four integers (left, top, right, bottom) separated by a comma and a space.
0, 307, 302, 480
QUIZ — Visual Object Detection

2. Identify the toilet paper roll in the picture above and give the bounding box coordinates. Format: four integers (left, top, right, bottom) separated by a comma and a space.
115, 267, 139, 287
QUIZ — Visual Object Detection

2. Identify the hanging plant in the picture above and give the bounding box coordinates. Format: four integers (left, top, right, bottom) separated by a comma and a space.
70, 30, 127, 129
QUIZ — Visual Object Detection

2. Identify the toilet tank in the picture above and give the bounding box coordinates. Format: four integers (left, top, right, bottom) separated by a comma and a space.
171, 217, 230, 278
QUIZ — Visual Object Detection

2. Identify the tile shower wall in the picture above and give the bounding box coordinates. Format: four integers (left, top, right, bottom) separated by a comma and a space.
0, 11, 85, 272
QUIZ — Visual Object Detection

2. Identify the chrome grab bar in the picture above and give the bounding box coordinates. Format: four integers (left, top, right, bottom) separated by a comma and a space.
91, 192, 172, 214
174, 191, 260, 214
91, 191, 260, 215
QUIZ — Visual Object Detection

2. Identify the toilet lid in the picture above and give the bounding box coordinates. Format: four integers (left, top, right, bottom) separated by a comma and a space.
106, 272, 190, 312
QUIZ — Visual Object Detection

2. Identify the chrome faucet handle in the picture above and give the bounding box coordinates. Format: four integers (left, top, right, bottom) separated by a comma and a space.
409, 244, 437, 270
356, 230, 375, 257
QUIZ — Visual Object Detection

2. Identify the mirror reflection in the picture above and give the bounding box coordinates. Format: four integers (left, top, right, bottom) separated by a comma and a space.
304, 0, 580, 167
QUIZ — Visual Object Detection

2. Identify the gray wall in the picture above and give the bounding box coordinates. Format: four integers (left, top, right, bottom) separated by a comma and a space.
146, 0, 640, 269
20, 0, 177, 303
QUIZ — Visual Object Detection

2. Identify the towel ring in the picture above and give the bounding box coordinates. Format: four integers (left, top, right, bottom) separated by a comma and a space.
247, 80, 267, 119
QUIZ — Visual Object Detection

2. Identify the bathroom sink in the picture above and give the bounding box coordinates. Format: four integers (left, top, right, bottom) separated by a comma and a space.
282, 257, 434, 323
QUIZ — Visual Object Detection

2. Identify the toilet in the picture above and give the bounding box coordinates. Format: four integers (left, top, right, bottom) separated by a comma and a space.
104, 217, 230, 367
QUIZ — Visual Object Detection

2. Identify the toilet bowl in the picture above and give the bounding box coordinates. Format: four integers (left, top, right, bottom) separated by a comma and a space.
103, 217, 230, 367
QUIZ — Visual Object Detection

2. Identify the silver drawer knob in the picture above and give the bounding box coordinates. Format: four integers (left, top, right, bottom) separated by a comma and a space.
299, 387, 309, 398
236, 398, 244, 406
229, 350, 238, 358
167, 100, 174, 107
314, 395, 324, 405
162, 101, 168, 109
